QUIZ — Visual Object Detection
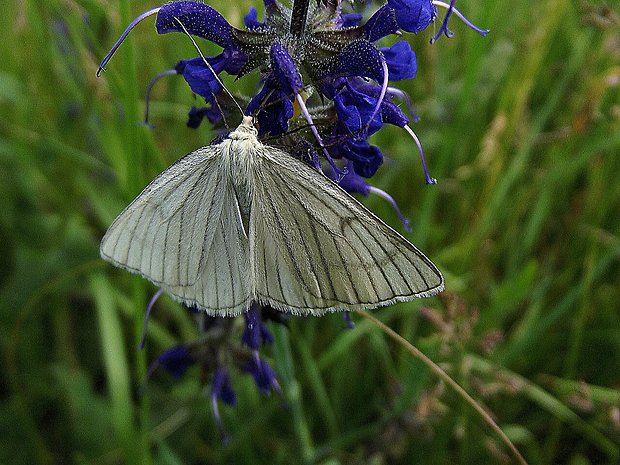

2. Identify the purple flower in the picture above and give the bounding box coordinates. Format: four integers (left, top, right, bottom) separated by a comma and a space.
175, 58, 221, 102
210, 367, 236, 443
241, 305, 274, 351
334, 82, 384, 136
244, 7, 264, 30
246, 74, 294, 136
331, 78, 410, 138
141, 304, 283, 442
270, 42, 304, 95
175, 48, 246, 99
364, 5, 399, 42
98, 0, 443, 178
157, 1, 248, 104
387, 0, 437, 34
336, 139, 384, 178
155, 1, 235, 48
243, 355, 281, 395
244, 42, 305, 136
186, 105, 223, 129
339, 12, 363, 28
212, 367, 236, 406
327, 162, 370, 195
335, 40, 385, 83
153, 345, 195, 379
381, 41, 417, 81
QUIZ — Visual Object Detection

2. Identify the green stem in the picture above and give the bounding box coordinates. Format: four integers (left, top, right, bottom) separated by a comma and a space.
272, 325, 315, 464
358, 310, 529, 465
290, 0, 311, 36
118, 1, 150, 464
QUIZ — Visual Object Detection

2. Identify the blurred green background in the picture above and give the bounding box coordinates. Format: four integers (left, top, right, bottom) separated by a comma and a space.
1, 0, 619, 464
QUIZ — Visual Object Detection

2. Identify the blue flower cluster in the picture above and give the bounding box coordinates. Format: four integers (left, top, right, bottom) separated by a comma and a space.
145, 304, 282, 442
156, 0, 433, 179
99, 0, 487, 441
100, 0, 487, 187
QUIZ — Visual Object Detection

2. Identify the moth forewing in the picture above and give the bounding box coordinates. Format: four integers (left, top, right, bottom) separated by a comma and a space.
248, 138, 444, 315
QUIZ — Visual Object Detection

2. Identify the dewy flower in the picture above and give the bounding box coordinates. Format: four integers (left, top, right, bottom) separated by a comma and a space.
99, 0, 487, 439
99, 0, 487, 183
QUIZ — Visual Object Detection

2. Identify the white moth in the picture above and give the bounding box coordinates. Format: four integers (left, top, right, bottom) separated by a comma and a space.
100, 116, 444, 316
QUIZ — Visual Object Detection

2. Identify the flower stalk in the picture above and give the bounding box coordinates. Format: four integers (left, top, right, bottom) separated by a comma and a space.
358, 310, 528, 465
290, 0, 311, 36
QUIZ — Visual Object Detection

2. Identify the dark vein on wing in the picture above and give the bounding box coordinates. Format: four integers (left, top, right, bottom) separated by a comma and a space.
178, 161, 212, 286
308, 216, 339, 300
263, 185, 313, 307
357, 218, 412, 294
344, 218, 396, 296
276, 180, 326, 299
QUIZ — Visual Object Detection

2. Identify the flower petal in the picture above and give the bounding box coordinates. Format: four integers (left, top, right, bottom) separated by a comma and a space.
175, 57, 223, 102
381, 41, 417, 81
241, 305, 273, 350
337, 140, 384, 177
339, 12, 363, 28
270, 42, 303, 95
334, 82, 383, 135
244, 7, 264, 30
156, 1, 234, 48
381, 100, 409, 127
329, 163, 371, 195
247, 74, 294, 136
156, 345, 195, 379
336, 40, 384, 83
212, 367, 236, 406
243, 356, 279, 395
186, 105, 224, 128
363, 5, 399, 42
387, 0, 436, 33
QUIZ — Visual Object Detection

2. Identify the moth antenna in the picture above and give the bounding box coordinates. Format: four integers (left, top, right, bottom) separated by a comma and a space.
172, 17, 244, 126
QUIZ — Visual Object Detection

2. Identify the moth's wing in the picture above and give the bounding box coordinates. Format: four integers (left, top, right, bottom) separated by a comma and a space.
100, 145, 251, 316
250, 147, 444, 315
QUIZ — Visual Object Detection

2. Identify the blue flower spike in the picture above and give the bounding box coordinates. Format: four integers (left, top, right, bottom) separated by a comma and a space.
139, 305, 284, 439
98, 0, 487, 182
98, 0, 489, 439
